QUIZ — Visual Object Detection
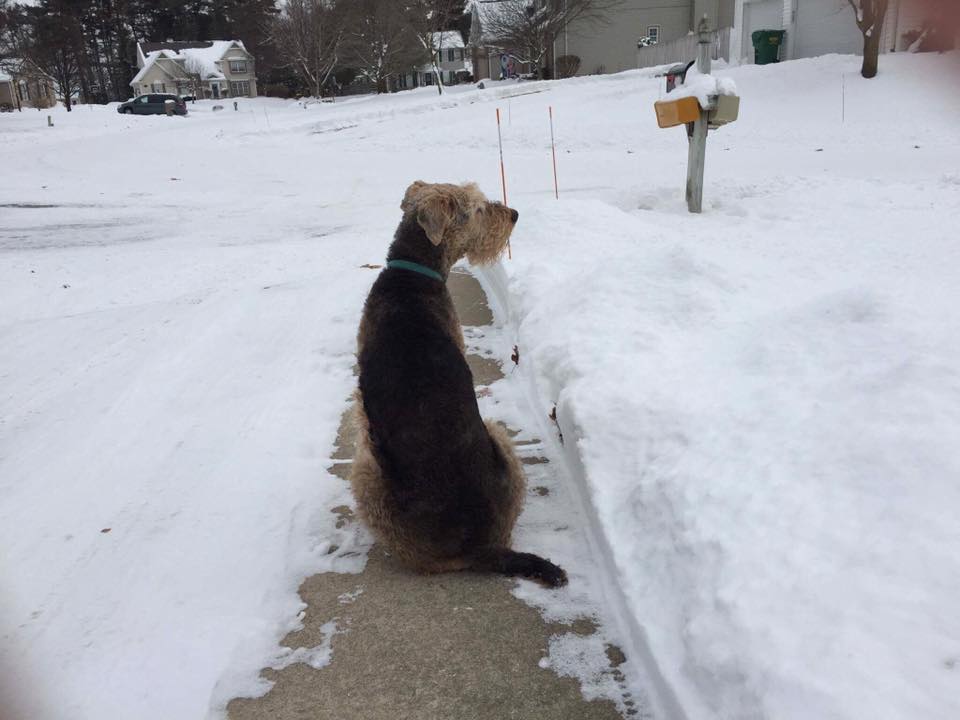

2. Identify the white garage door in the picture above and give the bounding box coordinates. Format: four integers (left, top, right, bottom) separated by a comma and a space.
742, 0, 783, 63
794, 0, 864, 58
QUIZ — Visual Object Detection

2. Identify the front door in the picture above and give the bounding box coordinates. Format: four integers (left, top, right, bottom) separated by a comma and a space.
212, 84, 220, 99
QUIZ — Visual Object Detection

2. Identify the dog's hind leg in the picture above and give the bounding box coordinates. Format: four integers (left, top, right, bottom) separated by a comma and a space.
485, 420, 526, 545
348, 398, 398, 546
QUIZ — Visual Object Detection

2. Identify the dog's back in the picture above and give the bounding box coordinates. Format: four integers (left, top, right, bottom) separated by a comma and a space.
359, 269, 507, 558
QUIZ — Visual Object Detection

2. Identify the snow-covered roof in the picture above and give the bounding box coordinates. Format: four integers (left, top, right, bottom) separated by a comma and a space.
176, 40, 240, 78
0, 57, 55, 82
131, 40, 246, 85
0, 57, 24, 76
432, 31, 465, 49
131, 51, 177, 84
0, 68, 11, 83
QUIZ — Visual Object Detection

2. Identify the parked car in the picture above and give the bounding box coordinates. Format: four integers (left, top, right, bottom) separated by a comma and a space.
117, 94, 187, 116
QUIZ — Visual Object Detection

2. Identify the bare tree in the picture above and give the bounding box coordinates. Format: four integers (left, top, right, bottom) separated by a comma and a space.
342, 0, 421, 93
409, 0, 464, 95
271, 0, 346, 98
476, 0, 614, 78
19, 1, 84, 110
846, 0, 889, 78
0, 0, 10, 54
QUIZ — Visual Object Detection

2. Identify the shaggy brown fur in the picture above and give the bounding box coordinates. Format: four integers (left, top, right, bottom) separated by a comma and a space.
349, 181, 567, 587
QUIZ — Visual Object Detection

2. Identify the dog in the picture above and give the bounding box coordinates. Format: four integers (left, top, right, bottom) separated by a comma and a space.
348, 180, 567, 588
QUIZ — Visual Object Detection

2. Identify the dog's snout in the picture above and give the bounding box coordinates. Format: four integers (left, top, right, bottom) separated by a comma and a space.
509, 209, 519, 224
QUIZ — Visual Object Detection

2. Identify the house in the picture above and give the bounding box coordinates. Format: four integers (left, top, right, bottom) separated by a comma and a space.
130, 40, 258, 99
0, 66, 13, 110
425, 31, 472, 86
555, 0, 734, 75
469, 1, 733, 79
0, 58, 57, 110
395, 31, 472, 90
729, 0, 950, 65
468, 1, 537, 81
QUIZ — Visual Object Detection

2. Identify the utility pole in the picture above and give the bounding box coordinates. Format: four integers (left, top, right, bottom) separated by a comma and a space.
685, 16, 712, 214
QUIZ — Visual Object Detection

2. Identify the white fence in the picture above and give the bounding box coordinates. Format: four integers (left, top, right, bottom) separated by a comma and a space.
636, 27, 732, 69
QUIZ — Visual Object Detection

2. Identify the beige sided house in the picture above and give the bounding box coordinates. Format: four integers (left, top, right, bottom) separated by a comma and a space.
0, 58, 57, 110
131, 40, 257, 99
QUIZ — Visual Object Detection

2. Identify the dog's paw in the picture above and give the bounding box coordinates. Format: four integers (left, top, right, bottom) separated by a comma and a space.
536, 561, 568, 588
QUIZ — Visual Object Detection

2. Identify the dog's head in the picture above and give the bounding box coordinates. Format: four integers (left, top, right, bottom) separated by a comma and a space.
401, 180, 518, 265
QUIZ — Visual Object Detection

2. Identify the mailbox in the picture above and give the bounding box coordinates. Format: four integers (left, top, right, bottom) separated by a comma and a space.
654, 96, 701, 128
664, 61, 695, 93
708, 94, 740, 129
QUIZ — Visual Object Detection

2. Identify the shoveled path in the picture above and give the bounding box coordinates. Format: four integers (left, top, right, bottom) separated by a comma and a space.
226, 269, 634, 720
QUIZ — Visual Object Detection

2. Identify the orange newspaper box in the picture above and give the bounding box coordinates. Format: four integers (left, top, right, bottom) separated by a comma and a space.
654, 96, 701, 128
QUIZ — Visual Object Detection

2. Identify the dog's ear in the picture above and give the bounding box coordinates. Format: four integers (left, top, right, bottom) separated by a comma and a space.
401, 180, 428, 213
416, 190, 458, 245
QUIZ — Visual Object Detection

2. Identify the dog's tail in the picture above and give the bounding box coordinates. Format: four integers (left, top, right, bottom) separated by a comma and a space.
469, 547, 568, 588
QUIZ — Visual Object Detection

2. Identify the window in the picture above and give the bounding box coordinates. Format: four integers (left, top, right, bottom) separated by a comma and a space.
647, 25, 660, 44
447, 48, 455, 62
151, 82, 166, 93
229, 60, 247, 73
436, 51, 442, 65
230, 80, 251, 97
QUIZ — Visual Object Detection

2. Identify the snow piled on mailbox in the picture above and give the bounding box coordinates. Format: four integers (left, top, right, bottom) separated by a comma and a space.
669, 66, 738, 108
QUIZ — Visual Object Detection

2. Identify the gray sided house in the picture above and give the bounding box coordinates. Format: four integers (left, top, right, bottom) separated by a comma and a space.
131, 40, 258, 99
555, 0, 734, 76
731, 0, 944, 65
468, 1, 732, 79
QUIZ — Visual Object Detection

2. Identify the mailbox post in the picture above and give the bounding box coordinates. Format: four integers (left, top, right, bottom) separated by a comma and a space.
686, 18, 712, 214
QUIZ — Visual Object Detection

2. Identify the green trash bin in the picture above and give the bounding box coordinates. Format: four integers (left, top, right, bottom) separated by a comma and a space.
751, 29, 785, 64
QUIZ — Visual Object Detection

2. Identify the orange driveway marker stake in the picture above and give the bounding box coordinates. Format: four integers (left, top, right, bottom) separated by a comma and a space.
549, 106, 558, 199
496, 107, 511, 259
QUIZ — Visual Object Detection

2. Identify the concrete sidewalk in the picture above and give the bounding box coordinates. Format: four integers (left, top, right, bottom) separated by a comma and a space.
227, 270, 636, 720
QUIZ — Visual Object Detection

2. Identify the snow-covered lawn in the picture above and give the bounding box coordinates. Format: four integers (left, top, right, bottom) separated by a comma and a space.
2, 52, 959, 720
